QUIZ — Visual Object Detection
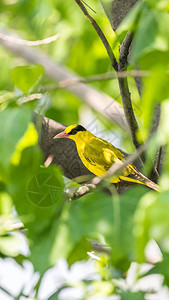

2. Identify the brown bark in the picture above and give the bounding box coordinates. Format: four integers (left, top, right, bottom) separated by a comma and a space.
33, 113, 142, 187
34, 113, 92, 179
111, 0, 139, 31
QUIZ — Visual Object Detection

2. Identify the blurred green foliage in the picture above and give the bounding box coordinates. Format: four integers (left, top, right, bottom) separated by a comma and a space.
0, 0, 169, 299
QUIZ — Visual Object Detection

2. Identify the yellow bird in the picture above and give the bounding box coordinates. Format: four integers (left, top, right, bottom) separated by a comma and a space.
54, 124, 159, 191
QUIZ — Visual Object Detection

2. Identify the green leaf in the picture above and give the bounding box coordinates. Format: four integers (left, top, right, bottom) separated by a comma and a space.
29, 220, 62, 274
48, 187, 146, 271
12, 64, 44, 94
140, 65, 169, 139
11, 122, 38, 165
10, 164, 65, 235
99, 0, 114, 30
0, 192, 12, 215
91, 280, 115, 296
120, 290, 145, 300
69, 188, 145, 257
13, 254, 28, 267
134, 191, 169, 262
0, 107, 33, 171
157, 100, 169, 146
67, 237, 91, 266
0, 235, 20, 257
145, 0, 169, 11
130, 9, 169, 64
0, 108, 65, 274
10, 160, 65, 274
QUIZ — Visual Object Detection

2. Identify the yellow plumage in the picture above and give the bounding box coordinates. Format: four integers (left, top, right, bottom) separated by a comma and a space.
54, 124, 159, 191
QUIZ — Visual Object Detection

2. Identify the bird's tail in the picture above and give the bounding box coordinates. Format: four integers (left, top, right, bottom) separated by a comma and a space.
119, 165, 160, 192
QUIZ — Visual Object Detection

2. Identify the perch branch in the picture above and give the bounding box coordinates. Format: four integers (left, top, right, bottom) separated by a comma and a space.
93, 142, 147, 185
65, 142, 151, 200
33, 114, 143, 195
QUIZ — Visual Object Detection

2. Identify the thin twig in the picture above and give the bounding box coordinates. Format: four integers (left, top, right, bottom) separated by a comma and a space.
118, 77, 142, 149
81, 0, 96, 13
0, 286, 14, 297
18, 93, 43, 104
118, 32, 144, 160
74, 0, 118, 71
39, 70, 150, 93
5, 222, 24, 231
149, 103, 161, 181
0, 32, 60, 46
0, 218, 24, 232
154, 146, 162, 175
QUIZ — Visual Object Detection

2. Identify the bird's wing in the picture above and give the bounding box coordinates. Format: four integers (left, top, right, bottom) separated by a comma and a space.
82, 137, 125, 173
81, 135, 160, 191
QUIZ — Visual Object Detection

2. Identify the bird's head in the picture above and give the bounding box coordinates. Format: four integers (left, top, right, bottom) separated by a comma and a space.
53, 124, 87, 142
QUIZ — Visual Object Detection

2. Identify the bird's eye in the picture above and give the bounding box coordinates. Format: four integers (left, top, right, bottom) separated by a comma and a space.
72, 129, 77, 135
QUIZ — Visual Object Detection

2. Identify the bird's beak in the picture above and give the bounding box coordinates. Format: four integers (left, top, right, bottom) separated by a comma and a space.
53, 131, 69, 139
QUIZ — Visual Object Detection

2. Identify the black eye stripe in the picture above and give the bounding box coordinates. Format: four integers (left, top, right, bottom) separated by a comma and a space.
76, 125, 86, 132
70, 129, 77, 135
68, 125, 86, 135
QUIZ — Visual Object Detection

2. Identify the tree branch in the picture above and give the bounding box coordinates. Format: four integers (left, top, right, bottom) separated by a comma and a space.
34, 113, 92, 179
111, 0, 139, 31
119, 32, 133, 70
149, 103, 162, 181
64, 141, 157, 200
33, 114, 143, 195
0, 28, 127, 131
154, 146, 162, 175
72, 3, 142, 154
39, 70, 150, 93
0, 32, 60, 46
74, 0, 118, 71
118, 32, 143, 158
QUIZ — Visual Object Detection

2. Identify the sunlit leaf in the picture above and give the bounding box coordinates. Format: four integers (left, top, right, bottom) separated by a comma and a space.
12, 65, 44, 94
49, 187, 146, 271
145, 0, 169, 11
91, 280, 115, 296
67, 237, 91, 266
130, 9, 169, 64
11, 123, 38, 165
134, 191, 169, 261
0, 236, 20, 257
0, 192, 13, 215
141, 65, 169, 139
0, 107, 32, 171
10, 162, 65, 274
